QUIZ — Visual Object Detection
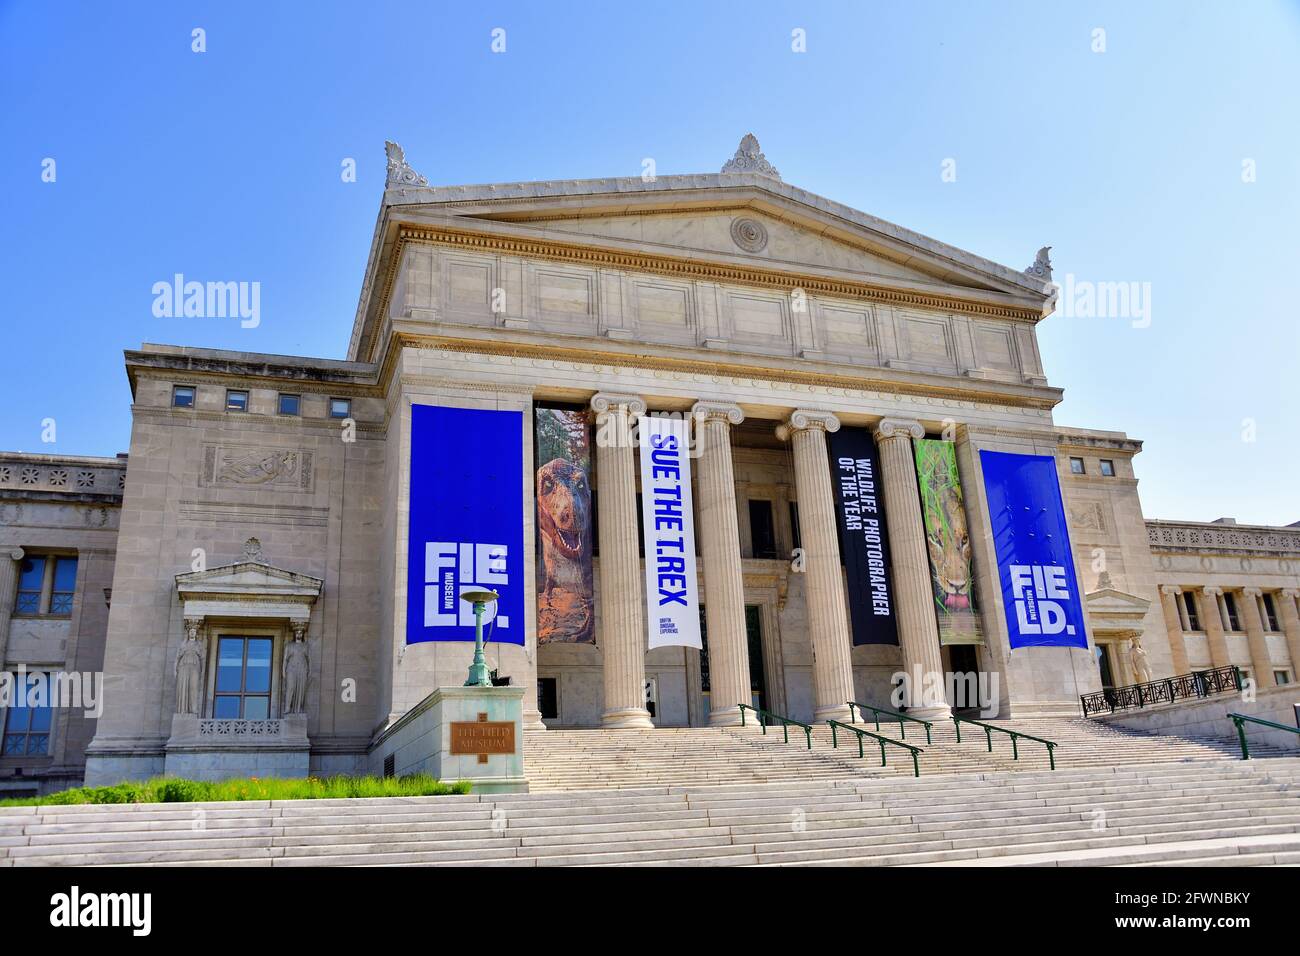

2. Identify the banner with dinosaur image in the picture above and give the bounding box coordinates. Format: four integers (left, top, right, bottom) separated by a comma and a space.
913, 438, 982, 645
534, 406, 595, 645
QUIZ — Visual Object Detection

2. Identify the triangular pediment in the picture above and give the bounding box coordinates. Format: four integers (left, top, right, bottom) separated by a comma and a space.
1084, 588, 1151, 635
175, 561, 322, 601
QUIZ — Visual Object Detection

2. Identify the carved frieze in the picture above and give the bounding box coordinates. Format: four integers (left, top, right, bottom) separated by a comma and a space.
201, 446, 313, 491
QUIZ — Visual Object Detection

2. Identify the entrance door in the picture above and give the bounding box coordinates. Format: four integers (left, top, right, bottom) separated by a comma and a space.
947, 644, 981, 711
691, 604, 768, 723
1096, 643, 1116, 690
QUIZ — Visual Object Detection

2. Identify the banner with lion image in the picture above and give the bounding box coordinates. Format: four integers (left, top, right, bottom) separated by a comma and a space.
913, 438, 982, 645
534, 406, 595, 644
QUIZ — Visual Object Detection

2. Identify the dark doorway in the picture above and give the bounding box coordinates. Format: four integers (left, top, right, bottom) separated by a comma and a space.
948, 644, 981, 711
745, 605, 767, 710
1097, 644, 1116, 690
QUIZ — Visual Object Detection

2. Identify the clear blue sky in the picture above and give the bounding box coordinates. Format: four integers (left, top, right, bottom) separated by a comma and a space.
2, 1, 1297, 524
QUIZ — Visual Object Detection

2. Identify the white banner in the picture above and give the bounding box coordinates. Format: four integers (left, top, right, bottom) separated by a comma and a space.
638, 415, 702, 649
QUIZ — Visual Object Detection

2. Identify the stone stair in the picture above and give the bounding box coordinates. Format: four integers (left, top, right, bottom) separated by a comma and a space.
522, 717, 1294, 791
3, 758, 1298, 866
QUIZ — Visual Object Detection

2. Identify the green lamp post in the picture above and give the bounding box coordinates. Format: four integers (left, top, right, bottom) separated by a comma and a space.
459, 589, 500, 687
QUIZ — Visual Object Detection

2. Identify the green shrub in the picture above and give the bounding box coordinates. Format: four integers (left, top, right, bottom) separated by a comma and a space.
0, 774, 470, 807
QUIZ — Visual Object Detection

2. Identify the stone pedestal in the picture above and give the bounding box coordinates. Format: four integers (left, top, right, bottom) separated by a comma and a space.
370, 685, 527, 794
163, 714, 310, 781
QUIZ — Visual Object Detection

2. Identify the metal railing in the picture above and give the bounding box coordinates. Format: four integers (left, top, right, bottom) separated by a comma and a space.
827, 720, 922, 777
952, 716, 1057, 770
739, 704, 813, 749
1228, 712, 1300, 760
847, 701, 933, 745
1081, 666, 1242, 717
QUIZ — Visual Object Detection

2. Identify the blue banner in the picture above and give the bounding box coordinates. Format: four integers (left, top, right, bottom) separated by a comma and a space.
980, 450, 1088, 649
406, 404, 525, 645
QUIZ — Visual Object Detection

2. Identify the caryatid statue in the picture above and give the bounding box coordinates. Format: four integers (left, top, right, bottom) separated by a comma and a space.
1129, 635, 1153, 685
282, 622, 310, 717
175, 618, 206, 716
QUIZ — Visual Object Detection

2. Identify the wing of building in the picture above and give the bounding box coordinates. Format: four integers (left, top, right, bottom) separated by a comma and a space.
1, 136, 1296, 794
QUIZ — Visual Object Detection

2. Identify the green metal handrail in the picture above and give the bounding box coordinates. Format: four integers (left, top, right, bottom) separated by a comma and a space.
847, 701, 933, 745
739, 703, 812, 749
952, 715, 1057, 770
827, 720, 922, 777
1228, 712, 1300, 760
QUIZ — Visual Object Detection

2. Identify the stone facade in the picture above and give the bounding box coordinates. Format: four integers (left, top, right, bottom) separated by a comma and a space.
1, 138, 1296, 791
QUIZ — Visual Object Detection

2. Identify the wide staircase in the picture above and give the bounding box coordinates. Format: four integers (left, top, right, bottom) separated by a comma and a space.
524, 716, 1295, 791
4, 758, 1299, 866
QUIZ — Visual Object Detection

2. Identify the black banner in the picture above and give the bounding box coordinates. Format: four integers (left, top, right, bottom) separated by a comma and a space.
828, 427, 898, 645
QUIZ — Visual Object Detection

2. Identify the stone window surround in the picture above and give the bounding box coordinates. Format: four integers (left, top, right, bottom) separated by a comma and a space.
12, 550, 78, 619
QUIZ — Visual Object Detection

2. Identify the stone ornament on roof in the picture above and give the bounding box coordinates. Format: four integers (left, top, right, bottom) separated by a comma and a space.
385, 140, 429, 187
721, 133, 781, 180
1025, 245, 1053, 282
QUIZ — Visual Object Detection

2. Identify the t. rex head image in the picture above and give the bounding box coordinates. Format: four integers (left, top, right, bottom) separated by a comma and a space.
926, 483, 972, 610
537, 459, 590, 561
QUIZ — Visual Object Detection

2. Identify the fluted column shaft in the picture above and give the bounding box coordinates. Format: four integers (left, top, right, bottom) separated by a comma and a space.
1240, 588, 1275, 688
692, 402, 751, 726
779, 410, 854, 723
1278, 590, 1300, 683
873, 419, 951, 719
1158, 585, 1190, 676
591, 393, 654, 728
0, 547, 25, 668
1200, 587, 1231, 670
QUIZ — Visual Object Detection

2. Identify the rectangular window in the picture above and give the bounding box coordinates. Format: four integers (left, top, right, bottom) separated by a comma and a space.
278, 393, 301, 416
1276, 670, 1292, 686
1182, 591, 1201, 632
748, 499, 777, 559
172, 385, 196, 408
788, 501, 802, 552
49, 557, 77, 615
2, 672, 52, 756
329, 398, 351, 419
1069, 457, 1085, 474
15, 555, 45, 615
13, 554, 76, 616
213, 636, 274, 719
225, 389, 249, 412
1224, 592, 1240, 631
1099, 459, 1115, 476
1263, 593, 1279, 632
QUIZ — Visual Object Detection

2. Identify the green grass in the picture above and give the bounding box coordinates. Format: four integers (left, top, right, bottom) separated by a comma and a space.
0, 774, 472, 807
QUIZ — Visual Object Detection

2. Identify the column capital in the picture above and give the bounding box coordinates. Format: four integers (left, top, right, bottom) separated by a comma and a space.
691, 400, 744, 426
1202, 586, 1223, 597
873, 418, 925, 442
1242, 586, 1263, 598
775, 408, 840, 441
1159, 584, 1182, 596
590, 392, 646, 417
1282, 588, 1299, 600
4, 546, 23, 562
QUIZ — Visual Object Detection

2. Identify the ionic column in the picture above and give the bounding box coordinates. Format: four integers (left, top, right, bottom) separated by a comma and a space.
692, 401, 751, 727
1200, 587, 1231, 669
0, 547, 24, 668
777, 410, 854, 723
1278, 590, 1300, 682
591, 393, 654, 729
873, 419, 951, 719
1158, 585, 1190, 676
1240, 587, 1275, 687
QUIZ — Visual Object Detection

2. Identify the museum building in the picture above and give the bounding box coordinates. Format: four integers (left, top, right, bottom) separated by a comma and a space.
1, 136, 1297, 794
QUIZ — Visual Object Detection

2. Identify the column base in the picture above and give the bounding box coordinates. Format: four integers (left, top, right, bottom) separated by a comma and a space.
601, 707, 655, 729
707, 705, 744, 728
522, 708, 547, 732
908, 703, 953, 721
813, 703, 854, 724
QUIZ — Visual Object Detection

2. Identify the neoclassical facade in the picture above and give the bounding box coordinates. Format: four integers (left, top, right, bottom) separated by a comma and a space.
1, 137, 1296, 793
